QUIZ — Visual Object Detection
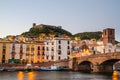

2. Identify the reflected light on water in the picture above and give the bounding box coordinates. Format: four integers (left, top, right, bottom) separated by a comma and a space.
17, 71, 24, 80
112, 71, 119, 80
112, 75, 118, 80
27, 72, 35, 80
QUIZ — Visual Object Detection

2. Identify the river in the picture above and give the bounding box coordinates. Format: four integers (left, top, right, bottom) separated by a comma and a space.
0, 71, 119, 80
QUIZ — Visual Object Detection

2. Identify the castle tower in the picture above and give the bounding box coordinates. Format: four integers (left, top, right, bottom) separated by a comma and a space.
103, 28, 115, 45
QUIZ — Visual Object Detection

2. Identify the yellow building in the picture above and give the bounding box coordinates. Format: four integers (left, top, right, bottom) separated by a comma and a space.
0, 41, 10, 63
0, 40, 45, 64
25, 42, 37, 63
25, 41, 45, 63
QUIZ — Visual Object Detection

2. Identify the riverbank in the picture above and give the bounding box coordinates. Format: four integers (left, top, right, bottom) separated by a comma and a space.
0, 63, 71, 72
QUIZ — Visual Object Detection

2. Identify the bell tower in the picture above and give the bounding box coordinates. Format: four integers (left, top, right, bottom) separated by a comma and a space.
103, 28, 115, 45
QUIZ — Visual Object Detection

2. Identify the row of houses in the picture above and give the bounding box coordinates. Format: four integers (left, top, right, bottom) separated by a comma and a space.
71, 28, 120, 58
71, 40, 120, 58
0, 37, 71, 64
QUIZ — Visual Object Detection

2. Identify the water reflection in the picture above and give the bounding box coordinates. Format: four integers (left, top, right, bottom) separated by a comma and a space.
17, 71, 35, 80
112, 71, 119, 80
27, 72, 35, 80
17, 71, 24, 80
1, 71, 119, 80
112, 76, 118, 80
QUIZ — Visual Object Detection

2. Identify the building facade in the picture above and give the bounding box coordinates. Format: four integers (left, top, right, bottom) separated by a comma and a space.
9, 42, 26, 63
0, 41, 10, 63
103, 28, 115, 45
35, 41, 45, 63
44, 37, 71, 61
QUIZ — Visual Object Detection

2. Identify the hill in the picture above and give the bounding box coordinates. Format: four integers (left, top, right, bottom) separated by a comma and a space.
21, 24, 72, 37
73, 31, 103, 40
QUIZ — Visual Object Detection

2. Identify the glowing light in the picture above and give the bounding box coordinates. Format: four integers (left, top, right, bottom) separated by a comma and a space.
17, 71, 24, 80
8, 36, 14, 41
27, 72, 35, 80
83, 49, 90, 56
19, 36, 25, 42
112, 70, 119, 80
74, 37, 80, 41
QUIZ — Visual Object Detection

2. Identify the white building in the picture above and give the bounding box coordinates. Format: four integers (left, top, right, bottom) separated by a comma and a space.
96, 41, 105, 53
44, 37, 71, 61
104, 43, 120, 53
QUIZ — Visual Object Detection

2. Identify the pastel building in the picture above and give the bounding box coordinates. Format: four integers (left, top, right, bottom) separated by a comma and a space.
71, 28, 120, 58
25, 42, 36, 63
71, 39, 98, 57
9, 42, 26, 63
0, 41, 10, 63
44, 37, 71, 61
35, 41, 45, 63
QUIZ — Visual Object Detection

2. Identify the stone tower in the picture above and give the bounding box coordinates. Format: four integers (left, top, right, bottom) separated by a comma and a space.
103, 28, 115, 45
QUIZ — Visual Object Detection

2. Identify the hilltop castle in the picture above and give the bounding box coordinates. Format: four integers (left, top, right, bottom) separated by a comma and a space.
32, 23, 62, 29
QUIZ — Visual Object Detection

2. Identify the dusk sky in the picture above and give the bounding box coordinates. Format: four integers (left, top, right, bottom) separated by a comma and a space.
0, 0, 120, 41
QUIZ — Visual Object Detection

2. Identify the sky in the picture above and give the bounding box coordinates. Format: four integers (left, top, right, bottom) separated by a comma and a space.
0, 0, 120, 41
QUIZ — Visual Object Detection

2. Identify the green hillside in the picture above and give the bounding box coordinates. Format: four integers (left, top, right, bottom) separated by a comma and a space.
21, 24, 119, 43
21, 24, 72, 37
73, 31, 103, 40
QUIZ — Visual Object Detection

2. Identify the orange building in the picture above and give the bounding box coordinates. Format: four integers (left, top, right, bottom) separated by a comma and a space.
35, 41, 45, 63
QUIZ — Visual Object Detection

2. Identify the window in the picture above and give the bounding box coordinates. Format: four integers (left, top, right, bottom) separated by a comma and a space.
68, 46, 70, 49
37, 51, 40, 55
2, 49, 6, 54
38, 46, 40, 50
31, 46, 34, 51
92, 47, 94, 50
42, 52, 45, 55
51, 47, 54, 51
46, 47, 49, 51
58, 40, 61, 44
46, 56, 49, 60
26, 53, 29, 56
2, 55, 5, 59
67, 51, 70, 55
20, 50, 23, 53
68, 41, 70, 44
58, 56, 61, 60
51, 56, 54, 60
52, 42, 54, 45
58, 50, 61, 55
12, 44, 15, 50
58, 45, 61, 49
42, 47, 45, 50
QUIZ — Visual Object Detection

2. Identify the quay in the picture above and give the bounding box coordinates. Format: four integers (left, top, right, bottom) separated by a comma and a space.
0, 52, 120, 73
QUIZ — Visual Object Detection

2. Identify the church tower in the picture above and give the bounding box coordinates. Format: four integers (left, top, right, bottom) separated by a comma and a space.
103, 28, 115, 45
